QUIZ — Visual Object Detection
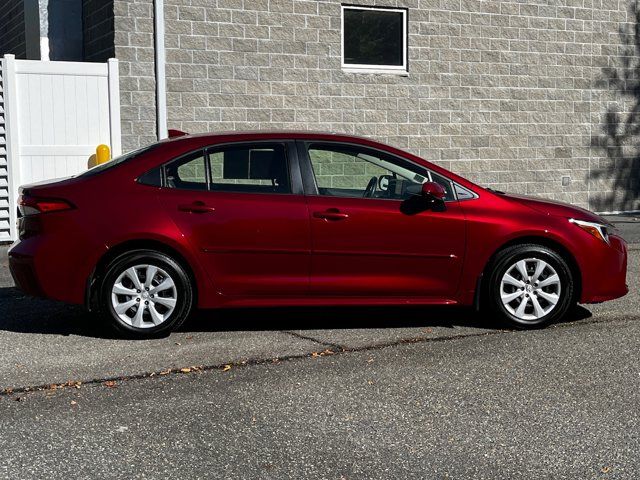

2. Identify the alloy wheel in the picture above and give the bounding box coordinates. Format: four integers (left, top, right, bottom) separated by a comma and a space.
499, 258, 561, 322
110, 264, 178, 328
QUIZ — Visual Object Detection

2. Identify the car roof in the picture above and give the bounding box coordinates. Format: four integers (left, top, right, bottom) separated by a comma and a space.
161, 130, 381, 145
154, 130, 482, 191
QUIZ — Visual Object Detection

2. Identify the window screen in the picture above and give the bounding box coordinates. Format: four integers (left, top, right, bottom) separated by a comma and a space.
343, 7, 406, 69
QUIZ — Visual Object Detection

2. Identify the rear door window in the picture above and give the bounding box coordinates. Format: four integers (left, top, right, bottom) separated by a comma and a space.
165, 151, 208, 190
207, 143, 291, 194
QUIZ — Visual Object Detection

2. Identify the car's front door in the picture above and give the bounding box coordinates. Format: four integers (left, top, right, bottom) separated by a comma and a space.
158, 141, 310, 296
299, 141, 466, 298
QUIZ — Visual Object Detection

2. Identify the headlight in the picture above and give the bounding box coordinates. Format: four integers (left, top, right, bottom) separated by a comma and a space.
569, 218, 610, 245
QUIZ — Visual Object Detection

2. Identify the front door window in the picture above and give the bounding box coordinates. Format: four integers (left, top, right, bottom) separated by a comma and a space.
307, 144, 455, 201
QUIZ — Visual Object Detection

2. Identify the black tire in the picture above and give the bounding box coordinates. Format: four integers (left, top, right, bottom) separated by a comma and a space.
484, 244, 576, 329
100, 250, 194, 338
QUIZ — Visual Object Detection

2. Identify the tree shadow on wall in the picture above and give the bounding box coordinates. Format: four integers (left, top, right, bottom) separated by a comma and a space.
591, 0, 640, 212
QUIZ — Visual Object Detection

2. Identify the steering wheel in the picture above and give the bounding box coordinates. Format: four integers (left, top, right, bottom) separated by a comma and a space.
363, 176, 378, 198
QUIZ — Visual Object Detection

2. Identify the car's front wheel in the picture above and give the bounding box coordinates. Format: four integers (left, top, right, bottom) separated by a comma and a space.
101, 250, 194, 338
485, 244, 575, 329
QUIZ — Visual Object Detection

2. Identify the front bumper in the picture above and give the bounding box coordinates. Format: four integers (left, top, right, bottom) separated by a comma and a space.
580, 234, 628, 304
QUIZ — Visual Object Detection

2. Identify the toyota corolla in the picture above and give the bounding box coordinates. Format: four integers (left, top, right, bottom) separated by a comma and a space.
8, 131, 628, 338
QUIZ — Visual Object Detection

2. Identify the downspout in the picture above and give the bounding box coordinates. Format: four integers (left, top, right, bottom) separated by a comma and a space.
154, 0, 168, 140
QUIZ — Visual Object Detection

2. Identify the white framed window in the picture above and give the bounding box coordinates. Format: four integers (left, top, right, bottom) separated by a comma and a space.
341, 5, 408, 74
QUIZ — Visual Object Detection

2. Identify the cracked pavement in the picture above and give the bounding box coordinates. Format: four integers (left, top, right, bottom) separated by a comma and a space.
0, 230, 638, 478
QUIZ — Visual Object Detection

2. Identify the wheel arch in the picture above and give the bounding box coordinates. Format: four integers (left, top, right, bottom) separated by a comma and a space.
475, 235, 582, 310
86, 238, 200, 311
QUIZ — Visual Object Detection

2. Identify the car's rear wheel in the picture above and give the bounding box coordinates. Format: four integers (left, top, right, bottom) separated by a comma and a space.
101, 250, 194, 338
485, 244, 575, 329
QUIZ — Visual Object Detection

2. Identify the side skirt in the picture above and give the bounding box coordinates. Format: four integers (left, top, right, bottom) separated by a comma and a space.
213, 297, 459, 309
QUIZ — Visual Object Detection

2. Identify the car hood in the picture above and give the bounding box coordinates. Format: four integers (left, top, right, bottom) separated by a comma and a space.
500, 192, 610, 225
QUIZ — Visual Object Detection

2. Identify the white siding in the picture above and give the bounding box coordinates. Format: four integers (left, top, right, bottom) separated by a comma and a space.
1, 55, 121, 242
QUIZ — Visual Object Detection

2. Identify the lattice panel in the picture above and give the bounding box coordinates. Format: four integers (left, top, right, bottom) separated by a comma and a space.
0, 60, 11, 241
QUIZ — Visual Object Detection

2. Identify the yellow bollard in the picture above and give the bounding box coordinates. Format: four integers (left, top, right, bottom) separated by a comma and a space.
96, 144, 111, 165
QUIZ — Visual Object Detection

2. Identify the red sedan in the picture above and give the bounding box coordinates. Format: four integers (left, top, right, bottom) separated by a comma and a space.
9, 132, 628, 338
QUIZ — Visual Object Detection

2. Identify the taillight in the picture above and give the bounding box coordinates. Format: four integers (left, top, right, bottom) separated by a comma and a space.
18, 194, 74, 216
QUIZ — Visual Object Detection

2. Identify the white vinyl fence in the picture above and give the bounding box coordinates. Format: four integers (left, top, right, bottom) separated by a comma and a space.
0, 54, 121, 242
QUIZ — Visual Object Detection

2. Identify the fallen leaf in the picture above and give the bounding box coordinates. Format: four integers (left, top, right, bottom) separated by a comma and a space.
70, 400, 77, 406
159, 369, 171, 375
103, 381, 117, 388
602, 466, 611, 474
180, 368, 191, 373
222, 365, 232, 372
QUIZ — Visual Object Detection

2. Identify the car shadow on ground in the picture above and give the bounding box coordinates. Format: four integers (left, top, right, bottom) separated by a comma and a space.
0, 286, 594, 339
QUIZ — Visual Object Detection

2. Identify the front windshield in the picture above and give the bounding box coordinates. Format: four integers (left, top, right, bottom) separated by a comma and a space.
77, 144, 160, 178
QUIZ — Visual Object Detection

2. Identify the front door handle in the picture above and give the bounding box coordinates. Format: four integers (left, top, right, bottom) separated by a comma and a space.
313, 209, 349, 221
178, 201, 215, 214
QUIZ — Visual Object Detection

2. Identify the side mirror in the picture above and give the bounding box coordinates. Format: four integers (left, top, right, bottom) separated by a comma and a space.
378, 174, 393, 191
421, 181, 446, 201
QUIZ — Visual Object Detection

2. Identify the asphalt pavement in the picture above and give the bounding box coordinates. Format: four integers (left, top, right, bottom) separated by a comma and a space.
606, 213, 640, 244
0, 215, 638, 479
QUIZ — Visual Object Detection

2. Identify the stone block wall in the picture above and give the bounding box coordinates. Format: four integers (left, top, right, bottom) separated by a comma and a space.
114, 0, 158, 151
111, 0, 638, 211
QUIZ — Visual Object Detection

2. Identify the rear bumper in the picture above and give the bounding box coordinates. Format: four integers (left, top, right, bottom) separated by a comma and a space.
8, 251, 46, 298
8, 236, 95, 305
579, 235, 628, 304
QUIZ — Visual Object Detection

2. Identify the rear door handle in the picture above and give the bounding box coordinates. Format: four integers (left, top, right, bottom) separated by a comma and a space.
313, 209, 349, 221
178, 201, 215, 214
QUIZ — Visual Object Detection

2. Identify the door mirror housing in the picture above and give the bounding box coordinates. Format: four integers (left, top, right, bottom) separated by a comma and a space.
421, 181, 446, 201
378, 174, 393, 191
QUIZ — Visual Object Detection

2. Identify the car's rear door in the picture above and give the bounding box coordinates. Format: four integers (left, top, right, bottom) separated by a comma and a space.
298, 141, 466, 298
158, 140, 310, 296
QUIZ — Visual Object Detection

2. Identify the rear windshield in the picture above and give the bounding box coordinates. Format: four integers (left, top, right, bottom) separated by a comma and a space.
77, 144, 160, 178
